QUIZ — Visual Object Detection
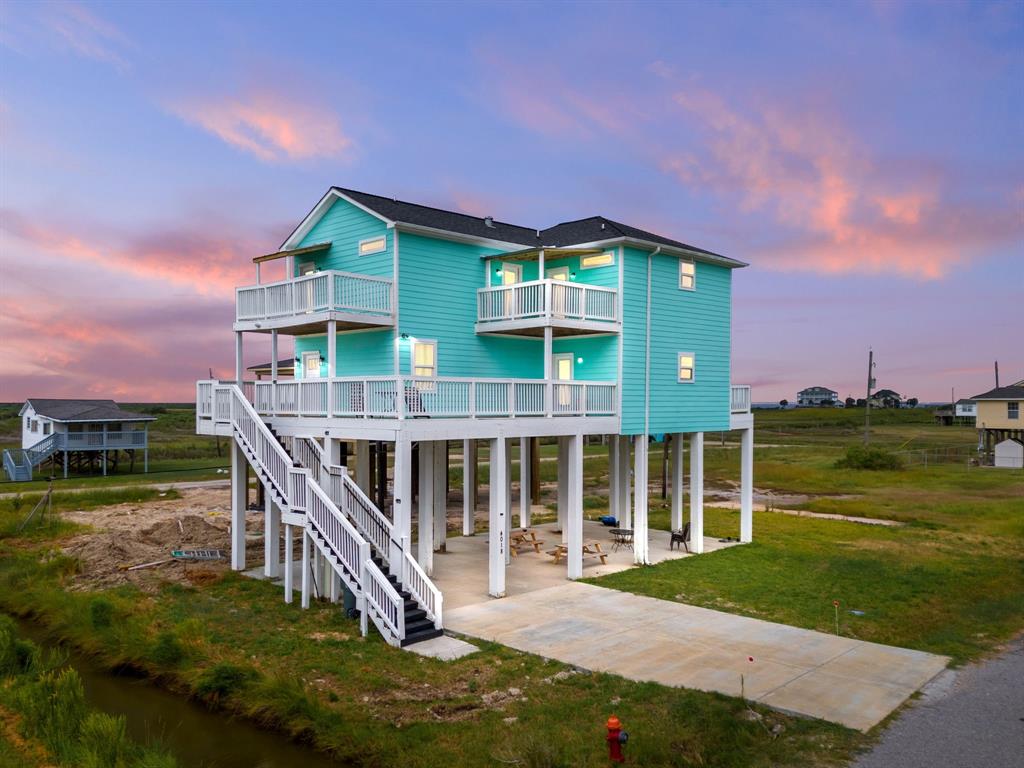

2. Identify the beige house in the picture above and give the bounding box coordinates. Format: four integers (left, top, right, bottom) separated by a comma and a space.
972, 380, 1024, 465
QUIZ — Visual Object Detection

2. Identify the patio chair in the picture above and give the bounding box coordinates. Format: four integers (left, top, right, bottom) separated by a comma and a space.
670, 522, 691, 552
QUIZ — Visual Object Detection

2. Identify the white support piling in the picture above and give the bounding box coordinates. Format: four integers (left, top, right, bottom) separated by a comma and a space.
689, 432, 705, 553
417, 441, 434, 574
230, 441, 246, 571
618, 435, 632, 529
633, 435, 650, 565
488, 436, 508, 597
608, 437, 619, 522
433, 440, 447, 552
557, 436, 568, 543
393, 436, 413, 575
300, 529, 311, 609
355, 440, 371, 494
567, 433, 584, 580
462, 439, 477, 535
264, 491, 280, 578
283, 523, 294, 603
671, 433, 684, 532
519, 436, 531, 528
740, 426, 754, 543
505, 438, 513, 565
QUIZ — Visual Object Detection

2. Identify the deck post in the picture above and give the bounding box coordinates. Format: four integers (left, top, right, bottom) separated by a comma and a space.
355, 440, 370, 494
393, 435, 413, 575
63, 450, 68, 479
143, 425, 149, 473
417, 441, 434, 574
462, 439, 477, 535
740, 426, 754, 543
633, 434, 650, 565
557, 436, 568, 543
433, 440, 447, 552
689, 432, 705, 553
488, 436, 507, 598
519, 436, 531, 527
567, 433, 584, 579
608, 437, 618, 522
235, 331, 243, 383
283, 523, 294, 603
271, 331, 278, 381
264, 490, 280, 578
230, 441, 246, 570
300, 528, 310, 609
505, 438, 513, 564
618, 435, 632, 529
671, 433, 684, 531
326, 319, 336, 416
102, 423, 107, 476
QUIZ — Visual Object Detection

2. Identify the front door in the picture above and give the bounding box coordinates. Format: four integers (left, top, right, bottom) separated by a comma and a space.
552, 352, 574, 408
302, 351, 321, 379
502, 262, 523, 317
546, 266, 569, 317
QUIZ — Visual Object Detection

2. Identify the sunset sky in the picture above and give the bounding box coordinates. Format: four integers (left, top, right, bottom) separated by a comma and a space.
1, 0, 1021, 404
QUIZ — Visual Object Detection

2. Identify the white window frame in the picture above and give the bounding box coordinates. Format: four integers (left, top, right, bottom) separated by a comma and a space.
43, 422, 51, 435
302, 351, 322, 379
1009, 402, 1020, 420
358, 236, 387, 256
31, 419, 38, 433
580, 251, 615, 270
411, 339, 438, 378
679, 258, 696, 291
677, 352, 695, 383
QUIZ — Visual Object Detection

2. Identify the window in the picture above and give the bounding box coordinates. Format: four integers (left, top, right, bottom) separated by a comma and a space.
679, 259, 696, 290
1009, 402, 1020, 420
678, 352, 695, 383
358, 236, 386, 256
412, 340, 437, 378
43, 423, 51, 435
581, 251, 615, 269
31, 419, 38, 433
25, 416, 30, 430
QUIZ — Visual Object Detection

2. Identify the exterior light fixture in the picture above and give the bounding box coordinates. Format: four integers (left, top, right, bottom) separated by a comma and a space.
570, 272, 577, 279
495, 267, 503, 275
577, 357, 584, 364
400, 333, 410, 340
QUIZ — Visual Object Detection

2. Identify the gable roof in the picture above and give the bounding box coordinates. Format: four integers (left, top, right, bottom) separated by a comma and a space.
247, 360, 296, 372
22, 399, 157, 423
971, 385, 1024, 400
872, 389, 902, 399
283, 187, 745, 266
798, 386, 837, 394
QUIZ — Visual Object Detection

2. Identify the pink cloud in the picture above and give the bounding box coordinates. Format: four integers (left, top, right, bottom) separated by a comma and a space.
42, 2, 131, 70
1, 207, 258, 295
170, 90, 353, 162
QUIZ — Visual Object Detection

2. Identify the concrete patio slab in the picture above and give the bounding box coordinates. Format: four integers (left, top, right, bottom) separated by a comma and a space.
446, 582, 949, 731
405, 635, 480, 661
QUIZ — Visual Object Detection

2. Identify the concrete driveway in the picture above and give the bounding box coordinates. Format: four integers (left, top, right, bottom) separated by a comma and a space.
446, 582, 949, 731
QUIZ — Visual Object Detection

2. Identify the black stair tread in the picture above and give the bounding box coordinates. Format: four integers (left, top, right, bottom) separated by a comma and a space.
404, 608, 427, 623
404, 617, 436, 634
400, 628, 444, 647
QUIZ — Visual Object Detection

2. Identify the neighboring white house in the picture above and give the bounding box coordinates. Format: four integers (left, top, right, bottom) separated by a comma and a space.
994, 438, 1023, 469
4, 399, 156, 481
954, 399, 977, 421
797, 386, 838, 407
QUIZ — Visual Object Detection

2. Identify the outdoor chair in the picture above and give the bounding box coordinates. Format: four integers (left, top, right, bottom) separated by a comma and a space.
670, 522, 691, 552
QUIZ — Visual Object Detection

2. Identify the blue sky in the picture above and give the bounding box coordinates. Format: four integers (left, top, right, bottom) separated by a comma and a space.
1, 0, 1021, 401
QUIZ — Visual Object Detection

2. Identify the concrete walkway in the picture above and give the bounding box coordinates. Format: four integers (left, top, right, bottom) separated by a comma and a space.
852, 636, 1024, 767
446, 582, 948, 731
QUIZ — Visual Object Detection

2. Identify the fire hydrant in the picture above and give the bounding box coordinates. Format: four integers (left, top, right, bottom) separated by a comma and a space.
606, 715, 628, 763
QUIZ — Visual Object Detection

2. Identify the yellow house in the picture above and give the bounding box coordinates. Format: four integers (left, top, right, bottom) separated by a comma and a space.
972, 381, 1024, 461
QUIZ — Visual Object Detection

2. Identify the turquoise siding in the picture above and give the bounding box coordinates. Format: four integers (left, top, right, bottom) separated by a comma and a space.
296, 198, 394, 278
487, 252, 618, 288
620, 247, 731, 434
398, 232, 543, 378
295, 329, 394, 379
551, 336, 618, 381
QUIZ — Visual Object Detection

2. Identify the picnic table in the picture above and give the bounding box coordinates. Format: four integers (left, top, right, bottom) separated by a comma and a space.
510, 529, 545, 556
547, 539, 608, 565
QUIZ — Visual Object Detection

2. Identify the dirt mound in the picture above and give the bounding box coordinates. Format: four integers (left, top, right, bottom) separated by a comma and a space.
58, 488, 261, 592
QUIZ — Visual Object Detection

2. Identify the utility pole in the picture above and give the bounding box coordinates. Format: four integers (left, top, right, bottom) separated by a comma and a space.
864, 349, 876, 445
994, 361, 1000, 388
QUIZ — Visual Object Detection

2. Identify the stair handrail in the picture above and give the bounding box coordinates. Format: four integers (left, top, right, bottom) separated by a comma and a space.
362, 558, 405, 646
292, 436, 324, 473
336, 469, 396, 564
305, 474, 367, 590
26, 433, 60, 466
401, 547, 443, 629
3, 450, 27, 481
221, 384, 293, 502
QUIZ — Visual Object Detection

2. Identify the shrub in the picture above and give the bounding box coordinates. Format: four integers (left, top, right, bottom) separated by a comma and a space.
18, 667, 88, 761
90, 597, 115, 630
150, 630, 185, 667
195, 662, 258, 703
835, 445, 904, 471
78, 711, 129, 768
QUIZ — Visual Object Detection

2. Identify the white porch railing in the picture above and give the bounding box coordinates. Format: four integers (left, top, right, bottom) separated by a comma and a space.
202, 377, 618, 420
363, 560, 405, 646
477, 279, 617, 326
236, 270, 394, 324
731, 385, 752, 414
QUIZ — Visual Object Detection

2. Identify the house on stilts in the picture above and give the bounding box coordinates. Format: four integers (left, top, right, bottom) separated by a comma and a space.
195, 187, 755, 647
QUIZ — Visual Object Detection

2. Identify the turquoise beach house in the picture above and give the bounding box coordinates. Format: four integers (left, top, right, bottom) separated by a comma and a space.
196, 187, 754, 647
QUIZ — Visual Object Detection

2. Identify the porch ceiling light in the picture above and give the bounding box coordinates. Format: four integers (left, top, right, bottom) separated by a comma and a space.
577, 357, 584, 364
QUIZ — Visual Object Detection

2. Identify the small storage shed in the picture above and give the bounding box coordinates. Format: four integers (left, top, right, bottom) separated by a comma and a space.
993, 438, 1024, 469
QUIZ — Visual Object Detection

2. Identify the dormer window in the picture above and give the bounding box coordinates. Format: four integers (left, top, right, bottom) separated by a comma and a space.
581, 251, 615, 269
679, 259, 696, 290
359, 236, 386, 256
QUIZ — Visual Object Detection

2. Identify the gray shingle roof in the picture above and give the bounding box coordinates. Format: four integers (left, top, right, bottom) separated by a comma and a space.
970, 385, 1024, 400
332, 188, 741, 264
25, 399, 157, 423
